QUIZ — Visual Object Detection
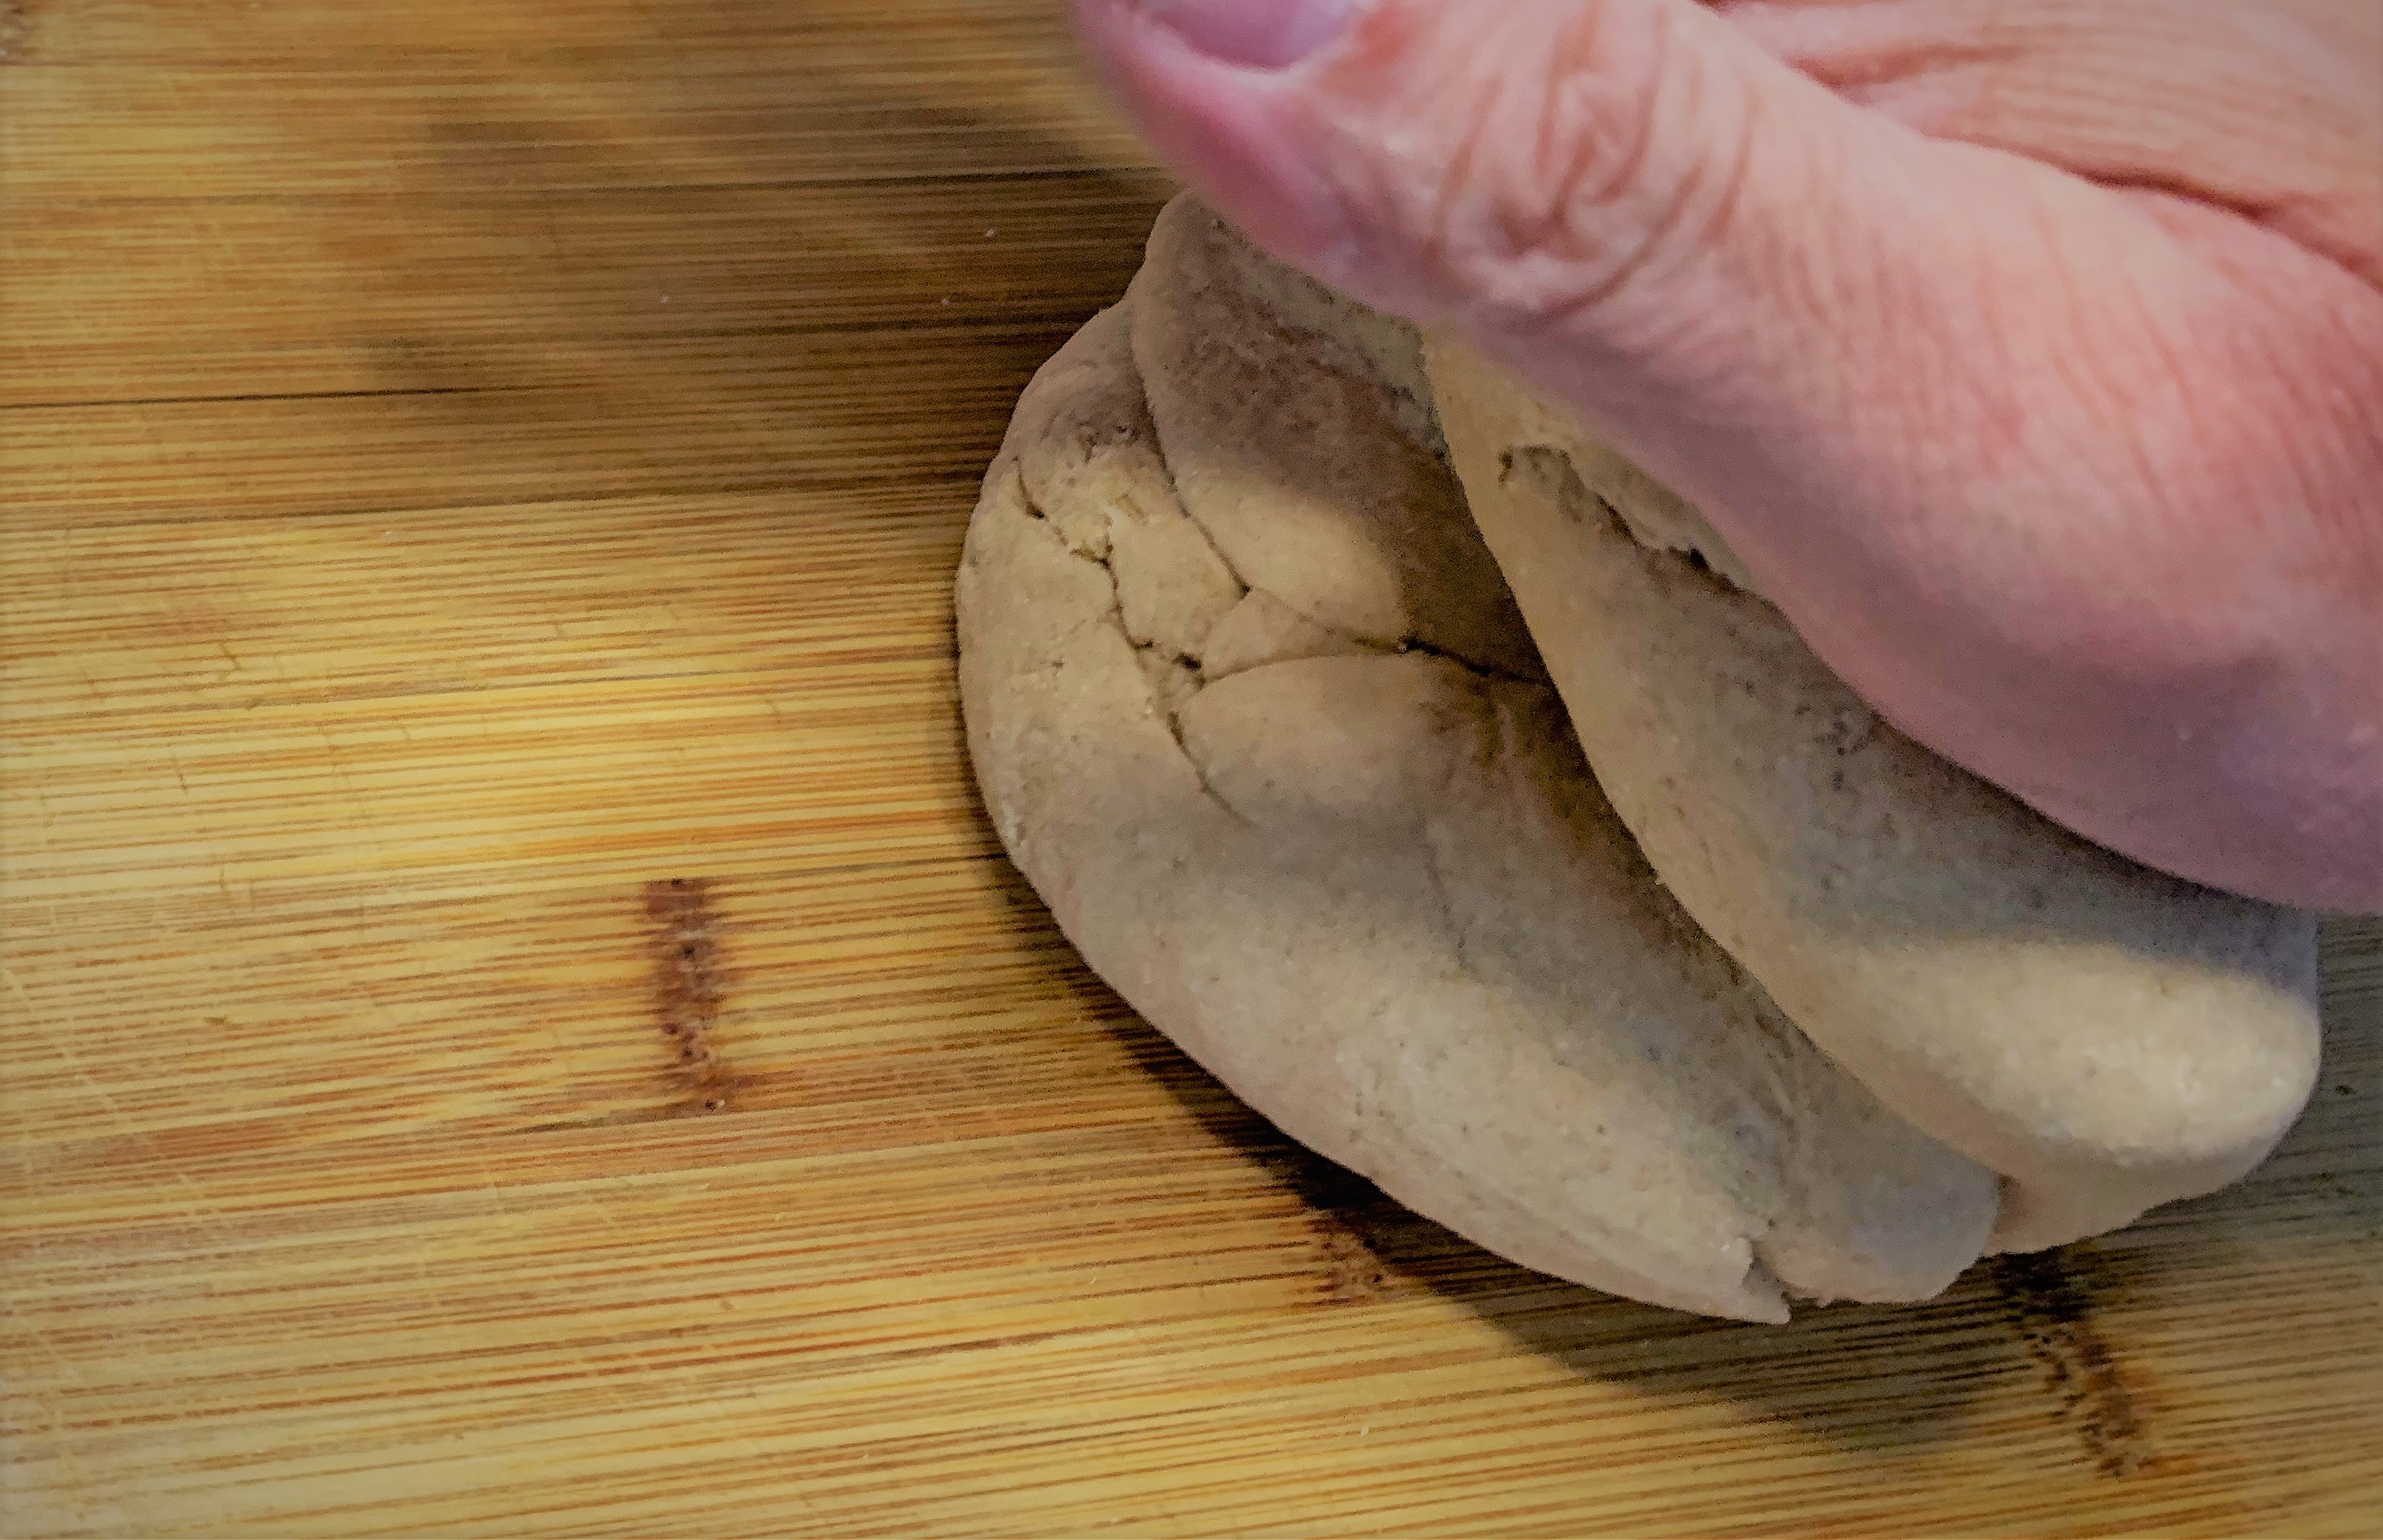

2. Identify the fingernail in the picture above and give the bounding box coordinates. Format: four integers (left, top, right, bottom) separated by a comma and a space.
1137, 0, 1359, 69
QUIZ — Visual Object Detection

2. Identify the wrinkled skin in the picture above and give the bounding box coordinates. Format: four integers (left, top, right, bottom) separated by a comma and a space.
1075, 0, 2383, 912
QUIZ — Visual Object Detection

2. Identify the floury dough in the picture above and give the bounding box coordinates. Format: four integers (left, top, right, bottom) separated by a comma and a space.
955, 199, 2000, 1322
1423, 340, 2322, 1252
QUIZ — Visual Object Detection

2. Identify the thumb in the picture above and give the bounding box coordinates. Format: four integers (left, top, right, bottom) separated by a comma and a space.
1071, 0, 1943, 428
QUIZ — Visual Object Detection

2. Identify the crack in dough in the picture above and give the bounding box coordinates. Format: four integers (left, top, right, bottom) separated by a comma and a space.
1130, 201, 1549, 682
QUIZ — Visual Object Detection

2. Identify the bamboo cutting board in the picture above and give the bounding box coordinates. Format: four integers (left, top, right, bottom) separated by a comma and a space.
2, 2, 2377, 1534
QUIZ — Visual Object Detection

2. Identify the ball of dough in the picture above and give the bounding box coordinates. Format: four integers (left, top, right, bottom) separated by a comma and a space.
956, 199, 1997, 1320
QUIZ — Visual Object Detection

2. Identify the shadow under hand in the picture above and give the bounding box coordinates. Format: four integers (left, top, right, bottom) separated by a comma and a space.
384, 2, 1181, 507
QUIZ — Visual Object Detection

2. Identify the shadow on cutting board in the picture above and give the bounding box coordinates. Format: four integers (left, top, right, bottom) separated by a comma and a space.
1092, 913, 2381, 1479
1110, 994, 2375, 1477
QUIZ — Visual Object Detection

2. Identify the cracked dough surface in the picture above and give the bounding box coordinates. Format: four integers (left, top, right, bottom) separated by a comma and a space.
1425, 340, 2323, 1252
955, 205, 1998, 1322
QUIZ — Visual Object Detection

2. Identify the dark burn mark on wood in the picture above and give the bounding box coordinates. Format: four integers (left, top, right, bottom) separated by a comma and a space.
1991, 1251, 2153, 1478
1316, 1216, 1392, 1305
643, 878, 742, 1117
514, 880, 749, 1135
1283, 1158, 1437, 1306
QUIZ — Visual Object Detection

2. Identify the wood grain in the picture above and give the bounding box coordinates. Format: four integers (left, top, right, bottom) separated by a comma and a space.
2, 1, 2377, 1534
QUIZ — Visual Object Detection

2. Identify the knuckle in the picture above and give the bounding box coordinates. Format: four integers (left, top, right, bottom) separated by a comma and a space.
1315, 2, 1736, 324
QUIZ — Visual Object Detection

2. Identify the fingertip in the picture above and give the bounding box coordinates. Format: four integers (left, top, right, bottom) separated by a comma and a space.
1072, 0, 1359, 276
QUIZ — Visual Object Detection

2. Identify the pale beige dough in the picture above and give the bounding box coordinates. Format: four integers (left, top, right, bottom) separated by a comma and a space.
956, 199, 1998, 1320
1424, 340, 2323, 1251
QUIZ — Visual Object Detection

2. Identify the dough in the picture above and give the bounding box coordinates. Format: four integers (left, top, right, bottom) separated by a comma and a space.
956, 200, 1998, 1321
1425, 340, 2324, 1251
1126, 200, 1539, 681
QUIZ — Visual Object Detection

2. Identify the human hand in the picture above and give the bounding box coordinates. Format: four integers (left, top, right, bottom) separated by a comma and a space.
1071, 0, 2383, 911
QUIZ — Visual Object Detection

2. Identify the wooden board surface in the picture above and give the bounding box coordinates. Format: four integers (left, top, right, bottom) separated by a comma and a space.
2, 2, 2377, 1534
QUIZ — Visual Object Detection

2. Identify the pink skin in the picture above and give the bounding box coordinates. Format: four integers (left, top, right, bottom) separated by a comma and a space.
1075, 0, 2383, 912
